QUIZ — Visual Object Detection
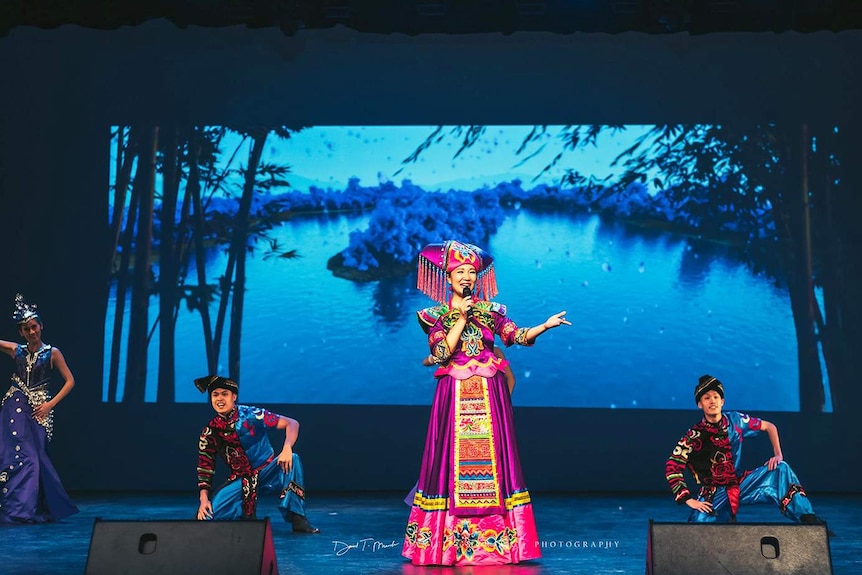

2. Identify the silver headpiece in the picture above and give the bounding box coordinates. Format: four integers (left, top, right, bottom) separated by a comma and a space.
12, 293, 39, 324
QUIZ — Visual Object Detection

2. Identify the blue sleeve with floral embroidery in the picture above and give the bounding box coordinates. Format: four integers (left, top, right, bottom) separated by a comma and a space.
728, 411, 763, 438
235, 405, 283, 468
725, 411, 763, 471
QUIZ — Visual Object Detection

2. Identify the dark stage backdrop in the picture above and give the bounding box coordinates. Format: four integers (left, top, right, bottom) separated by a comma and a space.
0, 23, 860, 494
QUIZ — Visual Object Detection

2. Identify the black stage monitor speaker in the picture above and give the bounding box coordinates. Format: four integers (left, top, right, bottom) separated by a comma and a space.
85, 518, 279, 575
646, 520, 832, 575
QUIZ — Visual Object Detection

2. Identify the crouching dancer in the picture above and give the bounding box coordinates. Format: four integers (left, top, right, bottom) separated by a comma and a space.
195, 375, 319, 533
665, 374, 826, 526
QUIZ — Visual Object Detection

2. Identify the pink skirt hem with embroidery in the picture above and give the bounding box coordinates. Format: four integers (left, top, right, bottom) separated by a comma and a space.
402, 502, 541, 566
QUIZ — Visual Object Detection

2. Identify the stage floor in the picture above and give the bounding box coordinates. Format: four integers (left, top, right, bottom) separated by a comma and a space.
1, 492, 859, 574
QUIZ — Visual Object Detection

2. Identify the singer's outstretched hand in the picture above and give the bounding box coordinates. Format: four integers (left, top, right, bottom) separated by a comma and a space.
544, 311, 571, 329
524, 311, 571, 342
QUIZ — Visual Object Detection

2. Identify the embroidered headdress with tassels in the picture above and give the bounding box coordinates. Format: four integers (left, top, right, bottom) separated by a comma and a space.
12, 293, 39, 325
417, 240, 498, 304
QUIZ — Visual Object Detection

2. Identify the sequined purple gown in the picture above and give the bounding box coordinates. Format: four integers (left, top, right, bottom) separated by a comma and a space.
0, 344, 78, 523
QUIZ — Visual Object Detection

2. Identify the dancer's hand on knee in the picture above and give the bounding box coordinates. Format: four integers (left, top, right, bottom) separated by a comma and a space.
765, 454, 783, 471
686, 499, 712, 513
278, 446, 294, 473
197, 499, 213, 520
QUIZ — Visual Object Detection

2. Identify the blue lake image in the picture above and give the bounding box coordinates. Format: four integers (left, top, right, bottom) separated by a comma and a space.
103, 209, 800, 411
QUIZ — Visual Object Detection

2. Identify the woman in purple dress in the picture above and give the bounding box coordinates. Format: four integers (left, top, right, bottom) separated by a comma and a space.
402, 240, 570, 566
0, 294, 78, 523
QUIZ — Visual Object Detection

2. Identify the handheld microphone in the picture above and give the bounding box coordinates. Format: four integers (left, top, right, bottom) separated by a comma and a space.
462, 286, 473, 317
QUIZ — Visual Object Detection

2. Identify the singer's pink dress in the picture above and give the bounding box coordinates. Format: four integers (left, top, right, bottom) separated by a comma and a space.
402, 300, 541, 566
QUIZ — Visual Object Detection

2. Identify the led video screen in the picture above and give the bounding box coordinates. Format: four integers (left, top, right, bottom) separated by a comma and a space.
104, 124, 834, 411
